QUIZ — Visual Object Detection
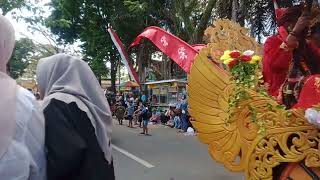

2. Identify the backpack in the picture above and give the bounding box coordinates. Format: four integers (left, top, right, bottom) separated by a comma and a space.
142, 108, 152, 120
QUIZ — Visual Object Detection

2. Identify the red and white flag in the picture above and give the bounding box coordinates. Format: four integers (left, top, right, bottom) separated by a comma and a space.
129, 26, 198, 73
107, 28, 141, 86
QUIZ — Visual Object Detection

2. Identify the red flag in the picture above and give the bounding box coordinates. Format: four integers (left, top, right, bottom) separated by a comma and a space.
129, 26, 198, 73
108, 28, 141, 87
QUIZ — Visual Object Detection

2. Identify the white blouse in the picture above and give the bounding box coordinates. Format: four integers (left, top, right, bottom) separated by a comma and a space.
0, 87, 46, 180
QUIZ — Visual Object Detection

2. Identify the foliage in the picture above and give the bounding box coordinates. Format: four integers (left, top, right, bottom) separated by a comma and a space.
215, 0, 296, 41
9, 38, 35, 79
46, 0, 116, 86
46, 0, 300, 91
220, 50, 269, 134
0, 0, 28, 15
19, 44, 57, 81
45, 0, 214, 90
126, 0, 217, 43
220, 50, 262, 107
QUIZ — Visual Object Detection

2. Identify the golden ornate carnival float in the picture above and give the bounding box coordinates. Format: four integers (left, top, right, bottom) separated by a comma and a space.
188, 19, 320, 180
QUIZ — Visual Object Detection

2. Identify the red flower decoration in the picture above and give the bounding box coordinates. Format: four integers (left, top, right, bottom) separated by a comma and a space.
228, 60, 238, 68
240, 55, 252, 62
229, 51, 241, 58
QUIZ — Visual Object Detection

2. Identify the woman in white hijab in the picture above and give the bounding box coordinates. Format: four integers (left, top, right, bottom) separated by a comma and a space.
0, 15, 46, 180
37, 53, 115, 180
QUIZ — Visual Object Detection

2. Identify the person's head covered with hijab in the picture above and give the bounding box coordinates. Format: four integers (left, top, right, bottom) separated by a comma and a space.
0, 15, 15, 72
36, 53, 113, 162
0, 14, 17, 158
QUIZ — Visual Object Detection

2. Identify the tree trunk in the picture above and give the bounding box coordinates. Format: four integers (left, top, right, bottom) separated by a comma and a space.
231, 0, 239, 22
163, 54, 167, 79
98, 75, 102, 85
230, 0, 245, 26
110, 57, 117, 93
137, 44, 145, 82
193, 0, 217, 43
168, 60, 172, 79
237, 0, 245, 26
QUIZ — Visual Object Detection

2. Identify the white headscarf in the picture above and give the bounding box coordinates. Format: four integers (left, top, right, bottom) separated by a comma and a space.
37, 53, 113, 162
0, 15, 17, 159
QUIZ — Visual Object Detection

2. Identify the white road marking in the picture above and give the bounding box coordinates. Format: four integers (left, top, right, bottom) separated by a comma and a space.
112, 144, 155, 168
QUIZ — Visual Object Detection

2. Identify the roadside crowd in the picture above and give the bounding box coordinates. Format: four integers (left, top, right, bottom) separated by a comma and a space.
109, 93, 194, 136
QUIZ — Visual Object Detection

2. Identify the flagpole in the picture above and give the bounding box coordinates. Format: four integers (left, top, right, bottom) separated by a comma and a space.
118, 62, 121, 93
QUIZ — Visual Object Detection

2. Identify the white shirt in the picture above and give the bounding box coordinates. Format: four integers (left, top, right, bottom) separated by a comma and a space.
0, 87, 46, 180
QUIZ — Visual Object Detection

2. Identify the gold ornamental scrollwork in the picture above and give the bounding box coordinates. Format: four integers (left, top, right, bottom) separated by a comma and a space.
188, 19, 320, 180
248, 129, 320, 180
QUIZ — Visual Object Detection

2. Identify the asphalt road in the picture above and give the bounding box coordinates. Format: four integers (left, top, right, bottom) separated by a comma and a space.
111, 121, 244, 180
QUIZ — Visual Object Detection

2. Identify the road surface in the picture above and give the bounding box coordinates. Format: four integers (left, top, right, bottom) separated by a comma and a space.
112, 121, 244, 180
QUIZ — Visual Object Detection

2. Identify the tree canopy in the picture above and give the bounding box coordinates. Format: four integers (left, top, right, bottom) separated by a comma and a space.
5, 0, 300, 87
9, 38, 35, 79
0, 0, 28, 15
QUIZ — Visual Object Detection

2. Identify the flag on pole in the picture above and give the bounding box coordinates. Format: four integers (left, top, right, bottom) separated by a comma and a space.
107, 28, 141, 86
129, 26, 198, 73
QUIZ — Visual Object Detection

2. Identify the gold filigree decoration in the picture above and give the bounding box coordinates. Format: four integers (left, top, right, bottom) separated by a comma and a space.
311, 2, 320, 27
188, 19, 320, 180
203, 19, 262, 61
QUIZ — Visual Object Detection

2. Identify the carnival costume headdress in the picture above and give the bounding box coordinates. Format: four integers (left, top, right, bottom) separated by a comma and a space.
273, 0, 288, 25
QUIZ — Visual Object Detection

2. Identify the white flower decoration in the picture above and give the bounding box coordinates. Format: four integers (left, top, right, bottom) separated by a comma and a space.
305, 108, 318, 123
243, 50, 255, 56
305, 108, 320, 128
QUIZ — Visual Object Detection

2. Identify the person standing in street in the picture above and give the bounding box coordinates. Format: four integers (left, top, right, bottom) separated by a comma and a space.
180, 95, 189, 132
140, 103, 151, 136
135, 102, 144, 127
141, 93, 147, 103
0, 15, 46, 180
36, 53, 115, 180
126, 101, 135, 128
115, 103, 126, 125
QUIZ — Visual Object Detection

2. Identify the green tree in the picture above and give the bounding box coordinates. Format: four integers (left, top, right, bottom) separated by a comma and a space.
215, 0, 296, 41
46, 0, 127, 91
20, 44, 57, 81
0, 0, 27, 15
9, 38, 35, 79
45, 0, 222, 90
121, 0, 216, 43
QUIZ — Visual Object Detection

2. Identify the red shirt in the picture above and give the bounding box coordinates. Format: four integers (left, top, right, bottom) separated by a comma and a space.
263, 35, 292, 97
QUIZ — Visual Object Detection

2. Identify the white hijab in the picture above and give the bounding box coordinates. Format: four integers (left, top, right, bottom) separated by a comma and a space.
0, 15, 17, 159
37, 53, 113, 162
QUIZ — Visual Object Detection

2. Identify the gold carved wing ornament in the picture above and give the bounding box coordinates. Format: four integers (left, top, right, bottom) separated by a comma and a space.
188, 19, 320, 180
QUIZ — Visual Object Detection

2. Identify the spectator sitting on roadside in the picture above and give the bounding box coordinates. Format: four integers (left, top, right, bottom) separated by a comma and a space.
165, 105, 176, 127
173, 108, 182, 129
173, 114, 181, 129
160, 110, 169, 125
150, 111, 160, 124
